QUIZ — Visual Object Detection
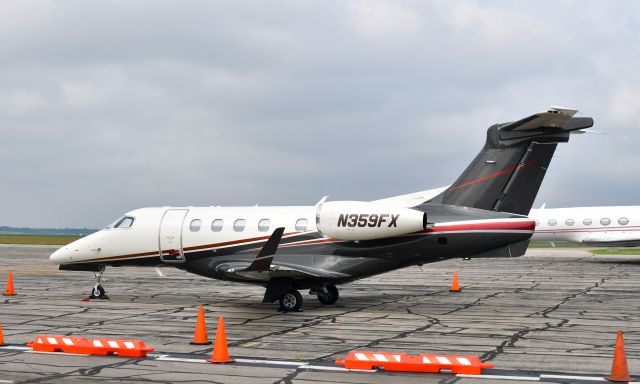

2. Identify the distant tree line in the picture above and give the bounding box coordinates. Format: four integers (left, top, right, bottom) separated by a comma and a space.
0, 226, 97, 236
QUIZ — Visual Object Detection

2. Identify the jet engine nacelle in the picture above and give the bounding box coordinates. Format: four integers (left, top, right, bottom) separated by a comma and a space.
316, 201, 427, 241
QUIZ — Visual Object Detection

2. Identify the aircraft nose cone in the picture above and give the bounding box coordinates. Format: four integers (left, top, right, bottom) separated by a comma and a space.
50, 247, 70, 264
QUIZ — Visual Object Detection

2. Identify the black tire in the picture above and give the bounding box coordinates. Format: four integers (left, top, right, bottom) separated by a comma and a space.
90, 284, 105, 299
279, 289, 303, 312
317, 284, 339, 305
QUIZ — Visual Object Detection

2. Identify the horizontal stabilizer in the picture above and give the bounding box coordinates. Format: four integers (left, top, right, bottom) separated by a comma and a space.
242, 227, 285, 272
500, 106, 577, 131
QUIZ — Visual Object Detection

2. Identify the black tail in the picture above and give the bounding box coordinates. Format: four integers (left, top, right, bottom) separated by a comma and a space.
430, 107, 593, 215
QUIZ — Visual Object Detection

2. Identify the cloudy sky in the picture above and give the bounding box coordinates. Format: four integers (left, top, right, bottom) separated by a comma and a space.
1, 1, 639, 228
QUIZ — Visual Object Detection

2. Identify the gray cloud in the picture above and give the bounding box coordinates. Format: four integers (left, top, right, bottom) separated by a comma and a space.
1, 0, 639, 227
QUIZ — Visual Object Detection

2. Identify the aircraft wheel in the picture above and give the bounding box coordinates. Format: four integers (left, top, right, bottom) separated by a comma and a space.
317, 284, 339, 305
90, 284, 106, 299
279, 289, 303, 312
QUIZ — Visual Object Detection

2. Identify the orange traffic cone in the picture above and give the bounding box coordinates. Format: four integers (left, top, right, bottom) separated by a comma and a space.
605, 330, 634, 382
0, 320, 5, 346
209, 317, 234, 363
4, 272, 16, 296
450, 271, 461, 292
190, 305, 212, 345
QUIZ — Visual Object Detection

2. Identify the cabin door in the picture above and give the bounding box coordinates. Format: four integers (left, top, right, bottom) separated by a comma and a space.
159, 209, 188, 263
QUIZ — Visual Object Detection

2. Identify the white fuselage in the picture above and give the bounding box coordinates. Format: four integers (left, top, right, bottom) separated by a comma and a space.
50, 206, 317, 265
530, 206, 640, 246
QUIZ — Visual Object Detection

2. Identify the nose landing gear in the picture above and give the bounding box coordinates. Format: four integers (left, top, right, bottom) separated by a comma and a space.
88, 267, 109, 300
90, 284, 106, 299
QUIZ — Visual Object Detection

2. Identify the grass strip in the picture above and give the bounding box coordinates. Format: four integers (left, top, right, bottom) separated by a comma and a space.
0, 234, 82, 245
591, 248, 640, 255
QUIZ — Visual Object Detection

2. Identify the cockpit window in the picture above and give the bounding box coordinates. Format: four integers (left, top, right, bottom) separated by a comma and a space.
114, 216, 134, 229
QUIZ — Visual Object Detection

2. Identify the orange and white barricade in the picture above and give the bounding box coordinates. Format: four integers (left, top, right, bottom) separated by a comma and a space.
28, 335, 154, 358
336, 350, 493, 374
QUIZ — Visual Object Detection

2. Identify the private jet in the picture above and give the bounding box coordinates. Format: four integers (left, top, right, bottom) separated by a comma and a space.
50, 107, 593, 311
531, 206, 640, 247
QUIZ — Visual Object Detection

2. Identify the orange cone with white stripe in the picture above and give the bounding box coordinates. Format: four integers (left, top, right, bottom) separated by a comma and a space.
605, 330, 633, 382
4, 272, 16, 296
0, 320, 5, 346
450, 271, 461, 292
209, 317, 234, 363
190, 305, 212, 345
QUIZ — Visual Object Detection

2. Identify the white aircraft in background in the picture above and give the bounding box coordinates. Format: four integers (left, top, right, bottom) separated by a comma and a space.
530, 205, 640, 247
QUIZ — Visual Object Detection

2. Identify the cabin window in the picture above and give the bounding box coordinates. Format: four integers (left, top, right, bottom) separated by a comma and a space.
189, 219, 202, 232
618, 217, 629, 225
583, 218, 592, 225
114, 216, 134, 229
211, 219, 223, 232
258, 219, 270, 232
565, 219, 575, 226
295, 218, 309, 232
600, 218, 611, 226
233, 219, 246, 232
547, 219, 557, 226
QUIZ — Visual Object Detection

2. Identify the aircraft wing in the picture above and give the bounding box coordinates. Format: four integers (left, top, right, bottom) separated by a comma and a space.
217, 262, 350, 281
372, 186, 449, 208
500, 106, 593, 132
215, 227, 351, 281
582, 237, 640, 247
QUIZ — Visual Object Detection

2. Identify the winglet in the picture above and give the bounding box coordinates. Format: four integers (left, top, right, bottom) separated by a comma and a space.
242, 227, 285, 272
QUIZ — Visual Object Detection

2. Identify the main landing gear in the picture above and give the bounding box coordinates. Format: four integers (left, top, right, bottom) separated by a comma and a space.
267, 281, 340, 312
88, 268, 109, 300
278, 289, 303, 312
277, 284, 340, 312
316, 284, 339, 305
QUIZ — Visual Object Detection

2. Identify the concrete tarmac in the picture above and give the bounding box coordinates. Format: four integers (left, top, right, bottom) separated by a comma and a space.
0, 245, 638, 383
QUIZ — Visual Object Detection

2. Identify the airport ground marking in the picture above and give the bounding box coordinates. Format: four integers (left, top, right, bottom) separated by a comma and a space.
301, 365, 350, 372
234, 358, 306, 367
1, 345, 621, 382
539, 374, 607, 382
0, 346, 29, 351
154, 356, 206, 364
457, 374, 540, 381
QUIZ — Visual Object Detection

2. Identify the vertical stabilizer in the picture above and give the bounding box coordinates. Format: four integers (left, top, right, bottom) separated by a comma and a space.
430, 107, 593, 215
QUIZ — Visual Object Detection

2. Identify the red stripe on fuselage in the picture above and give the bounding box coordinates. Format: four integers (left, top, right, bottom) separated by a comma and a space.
183, 232, 299, 251
279, 220, 535, 248
426, 220, 535, 233
536, 225, 640, 233
279, 238, 338, 248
